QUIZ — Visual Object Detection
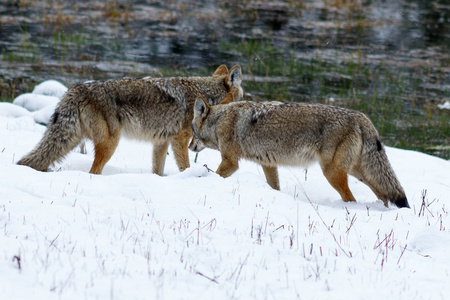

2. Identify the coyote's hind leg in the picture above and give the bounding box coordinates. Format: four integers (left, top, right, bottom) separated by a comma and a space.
262, 165, 280, 190
89, 130, 121, 175
152, 141, 169, 176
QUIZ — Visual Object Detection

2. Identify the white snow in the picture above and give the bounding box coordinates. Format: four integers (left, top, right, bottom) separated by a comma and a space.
0, 102, 32, 118
11, 79, 67, 125
0, 82, 449, 300
438, 101, 450, 110
32, 79, 68, 98
12, 93, 59, 113
32, 102, 58, 125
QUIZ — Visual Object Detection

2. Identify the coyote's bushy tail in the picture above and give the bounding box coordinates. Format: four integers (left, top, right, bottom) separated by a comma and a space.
360, 137, 409, 208
17, 89, 83, 171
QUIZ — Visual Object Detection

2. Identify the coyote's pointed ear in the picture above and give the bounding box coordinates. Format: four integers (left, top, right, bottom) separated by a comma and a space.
228, 65, 242, 88
194, 98, 209, 117
213, 65, 229, 76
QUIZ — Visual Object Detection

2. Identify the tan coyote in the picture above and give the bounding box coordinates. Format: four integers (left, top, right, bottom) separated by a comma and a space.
18, 65, 243, 175
189, 99, 409, 208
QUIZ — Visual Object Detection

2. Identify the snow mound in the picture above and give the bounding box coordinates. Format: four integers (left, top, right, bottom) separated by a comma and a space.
12, 93, 59, 112
33, 102, 58, 125
9, 79, 68, 124
0, 102, 32, 118
32, 79, 68, 98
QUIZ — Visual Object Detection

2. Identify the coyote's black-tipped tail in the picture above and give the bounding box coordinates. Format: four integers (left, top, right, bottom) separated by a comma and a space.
17, 90, 83, 171
392, 196, 410, 209
361, 139, 409, 208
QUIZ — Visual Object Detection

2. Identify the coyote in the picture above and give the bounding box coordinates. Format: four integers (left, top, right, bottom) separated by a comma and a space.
189, 98, 409, 208
18, 65, 243, 175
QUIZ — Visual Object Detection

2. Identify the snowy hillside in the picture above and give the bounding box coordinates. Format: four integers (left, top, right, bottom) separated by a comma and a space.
0, 82, 449, 299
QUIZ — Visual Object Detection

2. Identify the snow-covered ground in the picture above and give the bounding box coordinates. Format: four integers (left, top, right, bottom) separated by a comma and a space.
0, 82, 449, 299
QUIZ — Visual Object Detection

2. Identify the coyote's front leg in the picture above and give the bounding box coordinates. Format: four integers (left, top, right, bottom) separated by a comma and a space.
216, 154, 239, 178
171, 129, 192, 172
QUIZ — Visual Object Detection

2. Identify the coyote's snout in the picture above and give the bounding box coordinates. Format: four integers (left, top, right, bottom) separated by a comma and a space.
18, 65, 243, 175
190, 98, 409, 208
